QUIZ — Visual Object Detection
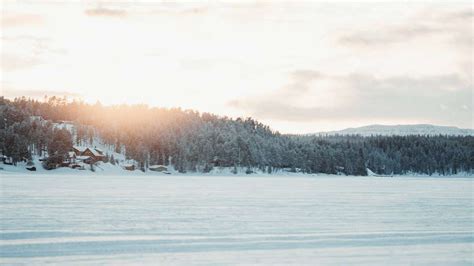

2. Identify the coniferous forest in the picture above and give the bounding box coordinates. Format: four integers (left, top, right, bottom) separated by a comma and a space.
1, 96, 473, 176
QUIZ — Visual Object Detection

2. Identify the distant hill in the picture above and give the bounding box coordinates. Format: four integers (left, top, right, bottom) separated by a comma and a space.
318, 124, 474, 136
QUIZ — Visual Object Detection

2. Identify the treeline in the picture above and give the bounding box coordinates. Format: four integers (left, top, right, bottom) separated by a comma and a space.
0, 97, 73, 169
1, 97, 473, 175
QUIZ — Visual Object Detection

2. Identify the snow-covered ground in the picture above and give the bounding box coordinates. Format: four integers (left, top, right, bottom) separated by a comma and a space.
2, 160, 473, 178
1, 174, 473, 265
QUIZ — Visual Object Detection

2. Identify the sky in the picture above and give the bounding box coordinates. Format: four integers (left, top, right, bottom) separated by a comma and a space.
1, 0, 472, 133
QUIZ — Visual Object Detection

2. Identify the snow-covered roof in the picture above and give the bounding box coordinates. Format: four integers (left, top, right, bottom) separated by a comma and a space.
74, 146, 104, 157
149, 165, 167, 169
73, 146, 87, 152
76, 155, 91, 160
68, 152, 76, 157
87, 148, 104, 157
29, 116, 44, 121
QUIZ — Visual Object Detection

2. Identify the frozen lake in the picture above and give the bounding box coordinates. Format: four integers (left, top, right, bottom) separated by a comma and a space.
1, 174, 473, 265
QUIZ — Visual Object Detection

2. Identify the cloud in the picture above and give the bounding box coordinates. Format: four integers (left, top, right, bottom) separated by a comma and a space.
229, 100, 324, 122
1, 54, 43, 71
1, 35, 49, 43
228, 70, 332, 121
338, 8, 472, 47
2, 88, 82, 99
1, 13, 43, 28
1, 35, 66, 55
440, 9, 473, 22
339, 25, 444, 46
1, 35, 67, 72
82, 3, 212, 18
290, 70, 324, 83
272, 70, 325, 97
85, 7, 127, 18
229, 71, 472, 128
229, 70, 328, 116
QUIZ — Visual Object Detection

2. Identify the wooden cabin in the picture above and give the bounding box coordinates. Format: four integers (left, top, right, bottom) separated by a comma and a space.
81, 148, 105, 162
72, 146, 87, 156
72, 146, 105, 163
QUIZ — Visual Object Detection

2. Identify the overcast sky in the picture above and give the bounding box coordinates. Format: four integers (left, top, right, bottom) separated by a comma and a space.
1, 1, 472, 133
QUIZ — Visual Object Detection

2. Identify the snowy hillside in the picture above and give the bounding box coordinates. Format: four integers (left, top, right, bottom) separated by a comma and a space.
2, 98, 473, 176
318, 124, 474, 136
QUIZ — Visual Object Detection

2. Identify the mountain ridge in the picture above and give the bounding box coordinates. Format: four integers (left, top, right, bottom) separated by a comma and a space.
317, 124, 474, 136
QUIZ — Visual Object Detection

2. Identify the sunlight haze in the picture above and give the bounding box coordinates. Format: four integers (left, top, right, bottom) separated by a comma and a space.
1, 1, 472, 133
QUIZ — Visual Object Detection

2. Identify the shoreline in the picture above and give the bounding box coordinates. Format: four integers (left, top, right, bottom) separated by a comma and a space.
2, 165, 473, 178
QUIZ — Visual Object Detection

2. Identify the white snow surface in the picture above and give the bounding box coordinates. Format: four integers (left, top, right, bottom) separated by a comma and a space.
1, 174, 473, 265
318, 124, 474, 136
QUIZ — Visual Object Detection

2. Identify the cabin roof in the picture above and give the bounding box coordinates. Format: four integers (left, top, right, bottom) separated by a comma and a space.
73, 146, 87, 152
86, 148, 104, 157
74, 146, 104, 157
149, 165, 167, 169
